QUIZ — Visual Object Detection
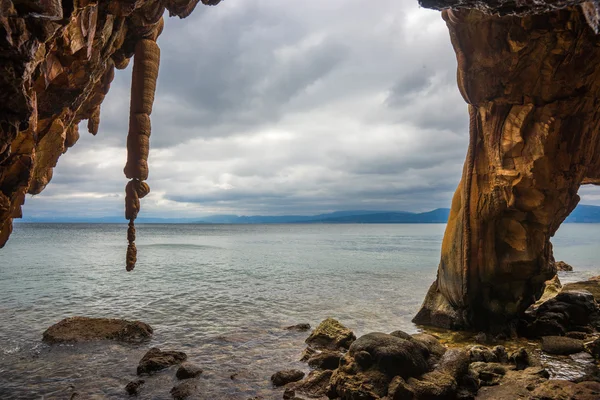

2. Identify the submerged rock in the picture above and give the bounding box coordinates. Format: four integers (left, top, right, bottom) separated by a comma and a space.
137, 347, 187, 375
542, 336, 585, 355
305, 318, 356, 350
271, 370, 305, 387
124, 379, 145, 396
42, 317, 152, 343
176, 362, 203, 380
170, 380, 197, 399
286, 323, 311, 332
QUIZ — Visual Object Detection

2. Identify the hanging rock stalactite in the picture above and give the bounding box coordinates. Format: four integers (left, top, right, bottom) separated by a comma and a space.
0, 0, 221, 264
414, 6, 600, 332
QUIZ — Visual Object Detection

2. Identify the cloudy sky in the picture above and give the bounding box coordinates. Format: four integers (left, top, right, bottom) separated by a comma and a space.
24, 0, 600, 219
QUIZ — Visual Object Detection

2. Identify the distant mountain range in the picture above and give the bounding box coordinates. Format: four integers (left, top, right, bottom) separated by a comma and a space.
16, 204, 600, 224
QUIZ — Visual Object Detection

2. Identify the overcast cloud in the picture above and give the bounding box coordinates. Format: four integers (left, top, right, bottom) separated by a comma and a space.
22, 0, 600, 219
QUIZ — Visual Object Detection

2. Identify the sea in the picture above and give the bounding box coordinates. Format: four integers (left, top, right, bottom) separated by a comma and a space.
0, 223, 599, 399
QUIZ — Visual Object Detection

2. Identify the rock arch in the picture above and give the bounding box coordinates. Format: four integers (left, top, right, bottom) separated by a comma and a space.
414, 7, 600, 331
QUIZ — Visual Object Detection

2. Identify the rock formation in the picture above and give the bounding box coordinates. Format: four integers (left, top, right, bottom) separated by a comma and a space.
0, 0, 220, 270
414, 5, 600, 331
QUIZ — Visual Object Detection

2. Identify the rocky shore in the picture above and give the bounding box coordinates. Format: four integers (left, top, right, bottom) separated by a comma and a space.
39, 276, 600, 399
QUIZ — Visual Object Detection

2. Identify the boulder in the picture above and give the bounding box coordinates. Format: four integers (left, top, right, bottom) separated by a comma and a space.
271, 369, 305, 387
521, 290, 598, 338
530, 380, 600, 400
170, 380, 197, 400
124, 379, 145, 396
555, 261, 573, 272
42, 317, 153, 343
176, 362, 203, 379
307, 351, 342, 370
348, 332, 430, 378
305, 318, 356, 350
137, 347, 187, 375
563, 280, 600, 303
541, 336, 585, 355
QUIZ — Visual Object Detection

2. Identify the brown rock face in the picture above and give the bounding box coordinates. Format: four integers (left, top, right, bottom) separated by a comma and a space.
0, 0, 220, 269
414, 7, 600, 332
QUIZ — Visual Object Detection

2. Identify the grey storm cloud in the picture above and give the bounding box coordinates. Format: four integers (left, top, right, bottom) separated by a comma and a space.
21, 0, 600, 220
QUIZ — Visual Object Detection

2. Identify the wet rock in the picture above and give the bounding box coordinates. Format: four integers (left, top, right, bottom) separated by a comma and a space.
469, 345, 497, 363
348, 332, 429, 378
411, 333, 447, 359
509, 348, 531, 371
493, 345, 508, 363
555, 261, 573, 272
271, 370, 305, 387
522, 291, 599, 338
286, 323, 311, 332
542, 336, 585, 355
170, 380, 197, 400
354, 350, 373, 369
307, 350, 341, 370
176, 362, 203, 380
137, 347, 187, 375
300, 347, 317, 362
530, 380, 600, 400
406, 370, 457, 399
437, 348, 471, 380
43, 317, 153, 343
470, 362, 506, 386
305, 318, 356, 350
329, 366, 390, 399
563, 280, 600, 303
387, 376, 413, 399
125, 379, 145, 396
290, 369, 334, 398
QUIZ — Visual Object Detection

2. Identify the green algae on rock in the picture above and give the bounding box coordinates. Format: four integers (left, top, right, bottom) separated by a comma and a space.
42, 316, 152, 343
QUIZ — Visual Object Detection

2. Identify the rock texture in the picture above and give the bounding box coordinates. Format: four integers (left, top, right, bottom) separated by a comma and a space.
0, 0, 220, 270
137, 347, 187, 375
305, 318, 356, 350
414, 6, 600, 332
42, 316, 152, 343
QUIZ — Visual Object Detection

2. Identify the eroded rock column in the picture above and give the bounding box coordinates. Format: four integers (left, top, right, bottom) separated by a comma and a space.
414, 8, 600, 332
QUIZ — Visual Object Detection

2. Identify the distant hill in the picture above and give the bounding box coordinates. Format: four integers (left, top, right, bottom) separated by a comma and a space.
565, 205, 600, 223
16, 204, 600, 224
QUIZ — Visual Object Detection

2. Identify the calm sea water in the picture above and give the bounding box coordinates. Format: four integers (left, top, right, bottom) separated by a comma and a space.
0, 223, 598, 399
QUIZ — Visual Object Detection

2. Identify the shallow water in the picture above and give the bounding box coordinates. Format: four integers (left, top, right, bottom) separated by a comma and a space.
0, 223, 598, 399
